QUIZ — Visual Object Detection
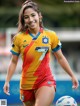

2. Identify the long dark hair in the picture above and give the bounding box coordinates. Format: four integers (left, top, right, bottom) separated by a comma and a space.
18, 0, 43, 32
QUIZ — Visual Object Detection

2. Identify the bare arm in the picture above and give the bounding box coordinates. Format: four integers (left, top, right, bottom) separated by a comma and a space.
3, 55, 18, 95
53, 49, 79, 89
6, 55, 18, 82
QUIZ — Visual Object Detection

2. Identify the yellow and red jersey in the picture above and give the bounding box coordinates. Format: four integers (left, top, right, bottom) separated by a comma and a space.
11, 28, 62, 90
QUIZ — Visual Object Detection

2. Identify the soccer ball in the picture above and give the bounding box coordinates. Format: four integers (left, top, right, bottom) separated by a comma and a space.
56, 95, 77, 106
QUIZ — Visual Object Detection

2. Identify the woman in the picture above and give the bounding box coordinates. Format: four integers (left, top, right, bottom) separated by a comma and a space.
3, 0, 79, 106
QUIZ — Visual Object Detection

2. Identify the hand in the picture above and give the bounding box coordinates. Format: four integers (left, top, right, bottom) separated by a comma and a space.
71, 76, 79, 89
3, 82, 10, 95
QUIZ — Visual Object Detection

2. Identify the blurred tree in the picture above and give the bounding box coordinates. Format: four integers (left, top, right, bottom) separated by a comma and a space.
0, 0, 80, 28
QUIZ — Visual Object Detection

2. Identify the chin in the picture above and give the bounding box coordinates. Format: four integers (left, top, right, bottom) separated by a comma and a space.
30, 26, 37, 30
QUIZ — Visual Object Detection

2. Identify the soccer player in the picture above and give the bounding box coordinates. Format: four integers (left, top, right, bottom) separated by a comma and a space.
3, 0, 79, 106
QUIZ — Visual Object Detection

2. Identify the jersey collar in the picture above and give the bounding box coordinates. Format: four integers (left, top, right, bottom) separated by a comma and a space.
26, 27, 43, 40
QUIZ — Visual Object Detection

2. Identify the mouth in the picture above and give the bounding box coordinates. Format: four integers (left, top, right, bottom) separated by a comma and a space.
29, 21, 36, 27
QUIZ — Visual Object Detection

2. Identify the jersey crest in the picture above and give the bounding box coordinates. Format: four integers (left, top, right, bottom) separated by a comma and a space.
42, 36, 49, 44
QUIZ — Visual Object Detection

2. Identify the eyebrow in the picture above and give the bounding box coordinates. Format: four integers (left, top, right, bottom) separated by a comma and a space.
24, 13, 35, 16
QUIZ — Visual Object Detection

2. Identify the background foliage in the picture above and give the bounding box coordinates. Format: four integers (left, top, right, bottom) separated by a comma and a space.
0, 0, 80, 28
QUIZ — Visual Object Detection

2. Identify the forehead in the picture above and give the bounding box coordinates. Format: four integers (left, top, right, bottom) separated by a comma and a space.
24, 8, 38, 15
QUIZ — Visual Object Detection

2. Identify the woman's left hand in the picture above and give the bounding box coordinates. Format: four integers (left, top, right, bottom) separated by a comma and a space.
72, 76, 79, 89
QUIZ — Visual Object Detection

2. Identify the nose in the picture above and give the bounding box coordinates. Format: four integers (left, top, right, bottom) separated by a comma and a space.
29, 16, 33, 22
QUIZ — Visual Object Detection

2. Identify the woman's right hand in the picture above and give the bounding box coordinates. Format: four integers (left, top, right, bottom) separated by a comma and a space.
3, 55, 18, 95
3, 82, 10, 95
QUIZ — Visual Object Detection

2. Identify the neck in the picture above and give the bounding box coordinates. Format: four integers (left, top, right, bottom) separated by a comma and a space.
28, 27, 40, 36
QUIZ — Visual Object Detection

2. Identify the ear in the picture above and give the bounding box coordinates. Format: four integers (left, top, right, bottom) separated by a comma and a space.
39, 12, 43, 19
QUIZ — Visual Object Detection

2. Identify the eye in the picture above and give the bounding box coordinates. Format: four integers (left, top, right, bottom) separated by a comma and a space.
31, 14, 36, 17
24, 16, 29, 19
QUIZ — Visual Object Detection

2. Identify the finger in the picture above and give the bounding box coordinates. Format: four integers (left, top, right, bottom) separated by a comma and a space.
72, 85, 76, 89
4, 89, 10, 95
5, 92, 10, 95
3, 86, 10, 95
72, 84, 79, 89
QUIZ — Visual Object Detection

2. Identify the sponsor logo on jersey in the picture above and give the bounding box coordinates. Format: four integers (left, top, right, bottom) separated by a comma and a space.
23, 44, 29, 47
23, 40, 29, 47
